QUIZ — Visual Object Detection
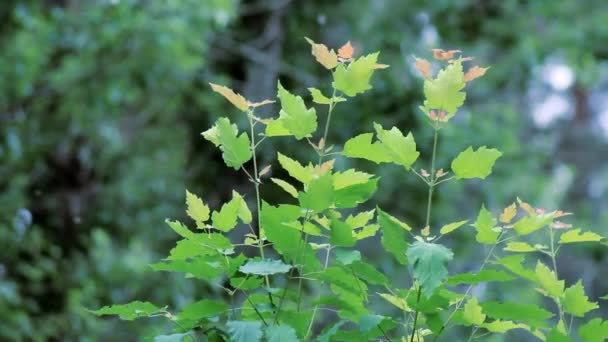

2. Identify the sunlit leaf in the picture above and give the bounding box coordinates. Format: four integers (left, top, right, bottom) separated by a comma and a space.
562, 281, 598, 317
373, 123, 420, 170
500, 203, 517, 224
333, 52, 382, 97
451, 146, 502, 179
439, 220, 468, 235
305, 37, 338, 69
277, 152, 314, 184
204, 117, 252, 170
463, 66, 489, 82
559, 228, 603, 244
472, 204, 500, 244
209, 83, 248, 112
186, 190, 210, 227
579, 318, 608, 342
504, 242, 537, 252
299, 172, 334, 212
535, 261, 564, 297
342, 133, 392, 164
377, 207, 410, 264
421, 59, 466, 118
463, 296, 486, 326
270, 177, 299, 198
275, 81, 318, 140
481, 320, 528, 333
513, 212, 555, 236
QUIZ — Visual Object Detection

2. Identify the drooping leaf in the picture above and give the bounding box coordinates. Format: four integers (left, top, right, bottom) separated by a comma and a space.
226, 321, 263, 342
421, 59, 466, 118
579, 318, 608, 342
504, 242, 537, 252
472, 204, 500, 244
432, 49, 461, 60
559, 229, 603, 244
446, 269, 515, 286
451, 146, 502, 180
406, 241, 454, 298
535, 261, 564, 297
439, 220, 468, 235
463, 66, 490, 82
562, 281, 598, 317
275, 81, 317, 140
204, 117, 252, 170
330, 218, 356, 247
480, 301, 554, 329
342, 133, 392, 164
499, 203, 517, 223
462, 296, 486, 326
305, 37, 338, 69
481, 320, 528, 333
373, 123, 420, 170
513, 212, 555, 236
185, 190, 210, 227
209, 83, 249, 112
414, 57, 432, 79
239, 259, 292, 276
377, 207, 410, 264
299, 172, 334, 212
150, 257, 223, 280
177, 299, 227, 321
270, 178, 299, 198
277, 152, 314, 184
333, 52, 381, 97
265, 325, 299, 342
90, 301, 164, 321
309, 87, 332, 104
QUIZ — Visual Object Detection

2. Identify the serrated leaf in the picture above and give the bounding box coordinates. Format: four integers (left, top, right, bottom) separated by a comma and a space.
547, 328, 572, 342
270, 178, 299, 198
373, 123, 420, 170
451, 146, 502, 179
504, 242, 537, 252
513, 212, 555, 236
211, 191, 249, 232
330, 218, 356, 247
204, 117, 252, 170
421, 59, 466, 118
333, 177, 379, 208
276, 81, 317, 140
439, 220, 468, 235
177, 299, 227, 321
264, 118, 291, 137
338, 41, 354, 59
463, 297, 486, 326
309, 87, 332, 104
493, 254, 536, 281
305, 37, 338, 69
351, 260, 389, 285
359, 314, 384, 332
377, 207, 409, 265
277, 152, 314, 184
579, 318, 608, 342
472, 204, 500, 244
342, 133, 392, 164
209, 83, 249, 112
150, 257, 223, 280
406, 241, 454, 298
335, 249, 361, 265
333, 52, 381, 97
414, 57, 432, 79
239, 259, 292, 276
185, 190, 210, 227
446, 269, 515, 286
90, 301, 163, 321
332, 169, 374, 189
480, 301, 554, 329
482, 320, 528, 333
562, 281, 598, 317
378, 293, 410, 311
202, 120, 237, 147
265, 325, 299, 342
464, 66, 489, 82
226, 321, 263, 342
299, 173, 334, 212
559, 228, 603, 244
535, 261, 564, 297
166, 219, 195, 239
345, 210, 375, 228
153, 332, 193, 342
500, 203, 517, 223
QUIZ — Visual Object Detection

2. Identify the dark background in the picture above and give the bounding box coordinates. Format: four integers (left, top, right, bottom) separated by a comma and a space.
1, 0, 607, 340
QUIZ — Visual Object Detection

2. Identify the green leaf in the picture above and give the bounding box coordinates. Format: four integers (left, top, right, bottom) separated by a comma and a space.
373, 123, 420, 170
535, 261, 564, 297
547, 328, 572, 342
211, 191, 249, 231
493, 254, 537, 281
350, 260, 389, 286
316, 321, 347, 342
270, 178, 299, 198
472, 204, 500, 244
504, 241, 537, 252
166, 219, 195, 239
335, 249, 361, 265
559, 228, 603, 244
309, 87, 332, 104
330, 218, 356, 247
480, 301, 554, 328
150, 257, 223, 280
333, 52, 380, 97
264, 119, 291, 137
230, 277, 263, 291
421, 59, 466, 117
406, 241, 454, 298
299, 173, 334, 212
177, 299, 227, 321
333, 177, 378, 208
439, 220, 468, 235
451, 146, 502, 180
90, 301, 163, 321
579, 318, 608, 342
462, 297, 486, 326
277, 152, 314, 184
377, 207, 410, 264
342, 133, 392, 164
481, 320, 528, 333
265, 325, 299, 342
226, 321, 263, 342
513, 212, 555, 236
332, 169, 374, 189
202, 117, 237, 147
206, 117, 252, 170
446, 269, 515, 286
239, 259, 292, 276
185, 190, 210, 227
359, 314, 385, 332
153, 332, 193, 342
562, 281, 598, 317
276, 81, 317, 140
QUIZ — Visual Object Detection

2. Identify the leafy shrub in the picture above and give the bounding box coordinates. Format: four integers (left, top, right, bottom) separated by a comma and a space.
92, 39, 607, 341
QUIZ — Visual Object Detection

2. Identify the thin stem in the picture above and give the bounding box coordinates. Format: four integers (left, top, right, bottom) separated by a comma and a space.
305, 244, 332, 338
549, 225, 565, 324
466, 326, 479, 342
409, 287, 423, 342
245, 294, 268, 326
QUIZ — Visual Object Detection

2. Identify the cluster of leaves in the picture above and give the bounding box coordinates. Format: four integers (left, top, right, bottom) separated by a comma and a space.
92, 39, 607, 341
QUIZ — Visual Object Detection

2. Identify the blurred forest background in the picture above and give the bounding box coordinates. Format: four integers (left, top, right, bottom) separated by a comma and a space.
1, 0, 607, 340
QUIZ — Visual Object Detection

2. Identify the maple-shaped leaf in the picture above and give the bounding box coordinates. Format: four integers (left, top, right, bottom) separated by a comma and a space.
579, 318, 608, 342
333, 52, 383, 97
377, 207, 410, 265
559, 228, 604, 244
338, 41, 354, 60
186, 190, 210, 228
432, 49, 461, 60
305, 37, 338, 69
342, 133, 392, 164
562, 281, 598, 317
451, 146, 502, 179
209, 83, 249, 112
414, 57, 433, 79
463, 296, 486, 326
406, 240, 453, 298
274, 81, 317, 139
464, 66, 490, 82
472, 204, 500, 244
373, 123, 420, 170
211, 191, 251, 231
203, 117, 252, 170
421, 59, 466, 118
90, 301, 164, 321
535, 261, 564, 297
500, 203, 517, 223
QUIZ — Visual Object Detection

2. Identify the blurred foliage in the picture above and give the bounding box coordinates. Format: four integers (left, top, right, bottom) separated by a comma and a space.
1, 0, 607, 340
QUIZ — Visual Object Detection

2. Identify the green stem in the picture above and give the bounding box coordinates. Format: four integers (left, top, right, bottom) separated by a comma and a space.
305, 244, 332, 339
318, 87, 338, 163
549, 225, 566, 325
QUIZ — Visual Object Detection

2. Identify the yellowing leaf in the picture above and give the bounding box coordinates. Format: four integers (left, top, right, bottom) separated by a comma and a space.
439, 220, 468, 235
304, 37, 338, 69
500, 203, 517, 224
464, 66, 489, 82
378, 292, 410, 311
559, 228, 603, 244
517, 197, 536, 215
513, 212, 554, 236
432, 49, 461, 60
309, 87, 332, 104
186, 190, 210, 227
209, 83, 249, 112
414, 57, 433, 79
247, 99, 275, 108
338, 41, 354, 59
